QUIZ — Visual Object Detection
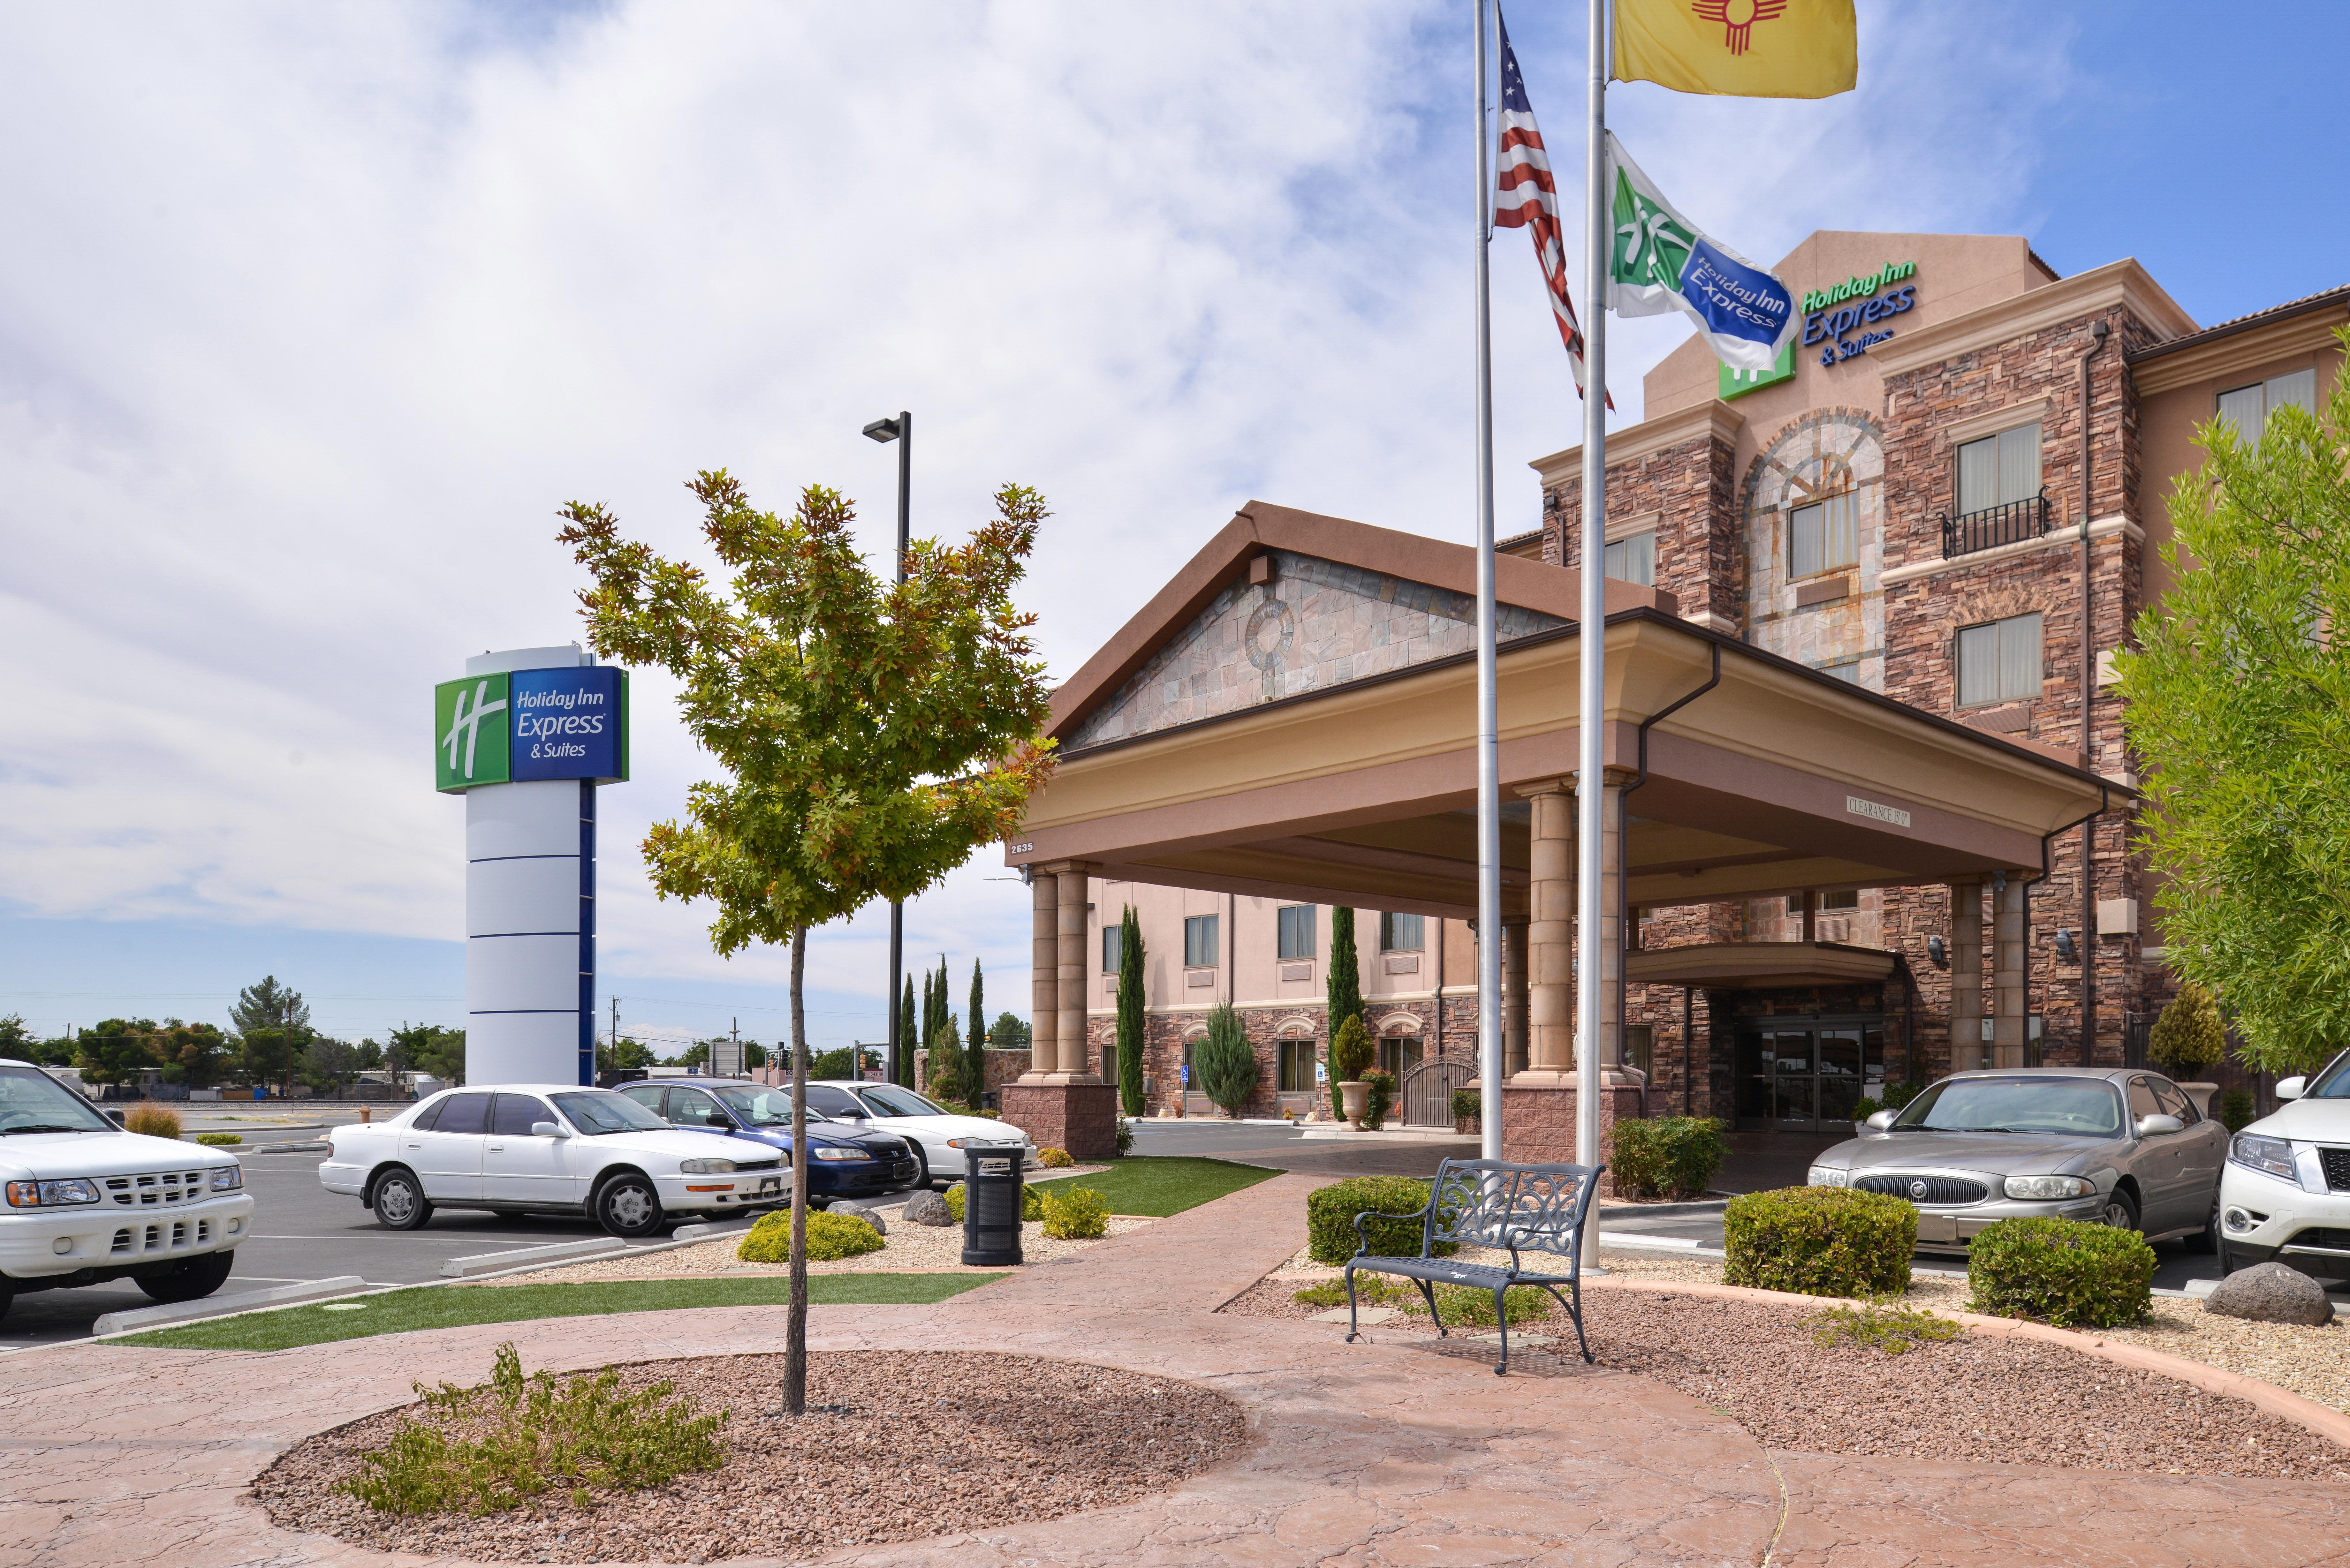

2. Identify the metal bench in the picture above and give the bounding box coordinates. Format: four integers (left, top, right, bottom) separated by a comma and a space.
1343, 1156, 1604, 1375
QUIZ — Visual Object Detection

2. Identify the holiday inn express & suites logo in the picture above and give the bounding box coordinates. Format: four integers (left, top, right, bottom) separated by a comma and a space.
436, 675, 511, 790
434, 665, 630, 793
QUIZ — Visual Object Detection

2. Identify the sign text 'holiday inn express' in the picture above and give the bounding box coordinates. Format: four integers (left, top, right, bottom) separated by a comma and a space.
435, 665, 630, 792
1719, 258, 1921, 398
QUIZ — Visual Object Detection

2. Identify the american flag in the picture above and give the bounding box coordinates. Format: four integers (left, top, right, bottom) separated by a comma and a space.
1493, 8, 1609, 406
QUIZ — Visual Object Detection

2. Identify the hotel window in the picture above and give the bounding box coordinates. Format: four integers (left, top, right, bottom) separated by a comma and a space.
1379, 911, 1424, 952
1277, 1037, 1316, 1092
1791, 891, 1861, 913
1956, 423, 2042, 516
1788, 493, 1858, 579
1277, 904, 1316, 961
2217, 369, 2317, 440
1183, 914, 1219, 968
1603, 529, 1656, 586
1100, 925, 1121, 974
1956, 611, 2043, 707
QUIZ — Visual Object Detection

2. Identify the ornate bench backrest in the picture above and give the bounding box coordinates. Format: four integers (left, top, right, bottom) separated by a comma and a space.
1427, 1157, 1601, 1263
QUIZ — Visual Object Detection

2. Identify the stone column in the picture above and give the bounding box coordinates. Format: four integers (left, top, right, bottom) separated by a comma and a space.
1992, 874, 2029, 1069
1025, 869, 1058, 1080
1948, 880, 1983, 1074
1003, 861, 1117, 1157
1058, 866, 1096, 1081
1504, 779, 1577, 1166
1589, 766, 1635, 1078
1800, 890, 1817, 944
1502, 920, 1530, 1078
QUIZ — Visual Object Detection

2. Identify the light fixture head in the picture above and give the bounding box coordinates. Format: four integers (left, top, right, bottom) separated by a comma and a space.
862, 416, 902, 443
2055, 928, 2079, 963
1927, 934, 1948, 969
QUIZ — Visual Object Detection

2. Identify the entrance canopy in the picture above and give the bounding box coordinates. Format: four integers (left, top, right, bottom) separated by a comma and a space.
1009, 502, 2115, 914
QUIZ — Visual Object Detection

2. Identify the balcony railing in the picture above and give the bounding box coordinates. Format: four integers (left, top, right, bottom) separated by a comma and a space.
1940, 486, 2051, 560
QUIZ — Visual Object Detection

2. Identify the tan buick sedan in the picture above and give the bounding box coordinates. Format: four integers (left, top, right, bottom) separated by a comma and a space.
1804, 1068, 2226, 1253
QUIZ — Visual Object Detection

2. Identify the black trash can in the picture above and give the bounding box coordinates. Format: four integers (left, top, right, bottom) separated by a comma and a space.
960, 1141, 1026, 1266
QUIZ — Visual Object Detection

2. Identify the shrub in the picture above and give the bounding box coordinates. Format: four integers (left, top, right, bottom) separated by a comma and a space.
1851, 1097, 1882, 1123
1294, 1275, 1549, 1327
1040, 1186, 1110, 1239
735, 1209, 884, 1264
1037, 1147, 1074, 1169
1882, 1080, 1925, 1110
1967, 1216, 2154, 1329
1329, 1014, 1374, 1083
1451, 1089, 1479, 1123
1611, 1116, 1727, 1200
1306, 1175, 1456, 1265
2217, 1088, 2256, 1133
2149, 981, 2226, 1081
1808, 1300, 1962, 1355
122, 1105, 182, 1140
1114, 1115, 1134, 1157
194, 1132, 243, 1146
1723, 1186, 1914, 1298
1194, 1003, 1259, 1117
1360, 1070, 1396, 1130
342, 1342, 726, 1516
943, 1182, 1042, 1223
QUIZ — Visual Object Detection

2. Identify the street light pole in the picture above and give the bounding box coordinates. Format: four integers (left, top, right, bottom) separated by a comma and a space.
864, 409, 913, 1088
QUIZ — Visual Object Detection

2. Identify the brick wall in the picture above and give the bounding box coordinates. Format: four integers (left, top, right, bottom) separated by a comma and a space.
1548, 428, 1743, 628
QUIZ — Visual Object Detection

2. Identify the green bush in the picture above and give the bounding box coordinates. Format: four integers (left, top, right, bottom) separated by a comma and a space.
194, 1132, 243, 1146
1329, 1014, 1373, 1082
1851, 1097, 1882, 1123
943, 1182, 1042, 1223
1040, 1186, 1109, 1239
735, 1209, 884, 1264
342, 1342, 726, 1516
1037, 1147, 1074, 1168
1194, 1002, 1259, 1117
1360, 1070, 1395, 1130
1451, 1089, 1479, 1123
1114, 1115, 1134, 1157
1723, 1186, 1914, 1298
1306, 1175, 1456, 1265
1882, 1080, 1925, 1110
1611, 1116, 1727, 1200
2149, 981, 2226, 1082
1967, 1216, 2155, 1329
2217, 1088, 2255, 1133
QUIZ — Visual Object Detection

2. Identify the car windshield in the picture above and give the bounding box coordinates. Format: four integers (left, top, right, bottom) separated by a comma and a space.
858, 1085, 945, 1117
1892, 1076, 2122, 1136
2304, 1053, 2350, 1097
0, 1067, 112, 1134
550, 1090, 671, 1135
715, 1088, 801, 1127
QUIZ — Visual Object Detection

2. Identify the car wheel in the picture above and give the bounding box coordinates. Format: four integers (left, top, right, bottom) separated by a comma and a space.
908, 1145, 932, 1190
2099, 1189, 2142, 1234
0, 1284, 12, 1327
595, 1172, 667, 1238
2218, 1240, 2238, 1275
137, 1249, 236, 1305
371, 1168, 434, 1231
2182, 1202, 2219, 1255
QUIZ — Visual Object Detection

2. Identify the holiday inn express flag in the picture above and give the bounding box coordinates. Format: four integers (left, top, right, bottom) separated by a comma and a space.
1614, 0, 1857, 99
1603, 132, 1797, 373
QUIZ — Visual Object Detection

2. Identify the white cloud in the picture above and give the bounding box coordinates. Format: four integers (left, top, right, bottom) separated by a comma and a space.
0, 2, 2081, 1020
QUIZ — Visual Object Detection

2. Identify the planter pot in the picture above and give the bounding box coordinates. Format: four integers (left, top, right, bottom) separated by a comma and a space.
2179, 1082, 2218, 1118
1339, 1080, 1370, 1123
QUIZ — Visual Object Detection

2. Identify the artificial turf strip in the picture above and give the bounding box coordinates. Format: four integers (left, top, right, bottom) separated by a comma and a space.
114, 1272, 1006, 1354
1027, 1155, 1277, 1217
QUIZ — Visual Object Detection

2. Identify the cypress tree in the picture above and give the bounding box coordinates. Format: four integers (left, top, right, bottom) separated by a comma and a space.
964, 958, 988, 1106
898, 974, 917, 1087
1117, 904, 1147, 1116
1326, 907, 1364, 1121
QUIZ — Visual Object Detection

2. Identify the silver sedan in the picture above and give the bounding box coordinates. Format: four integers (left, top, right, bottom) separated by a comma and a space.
1805, 1067, 2226, 1254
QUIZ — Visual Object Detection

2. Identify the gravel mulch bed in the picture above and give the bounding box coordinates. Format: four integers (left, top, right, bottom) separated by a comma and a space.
486, 1215, 1154, 1285
255, 1349, 1250, 1564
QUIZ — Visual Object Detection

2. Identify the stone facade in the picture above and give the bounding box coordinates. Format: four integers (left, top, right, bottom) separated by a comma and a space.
1000, 1081, 1119, 1160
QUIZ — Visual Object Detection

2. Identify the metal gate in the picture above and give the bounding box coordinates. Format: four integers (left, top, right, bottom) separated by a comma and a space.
1399, 1057, 1476, 1128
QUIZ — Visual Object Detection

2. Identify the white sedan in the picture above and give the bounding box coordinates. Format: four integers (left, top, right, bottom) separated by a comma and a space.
320, 1085, 786, 1237
803, 1081, 1038, 1187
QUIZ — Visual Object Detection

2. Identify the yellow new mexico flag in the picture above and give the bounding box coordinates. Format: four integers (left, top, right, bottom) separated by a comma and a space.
1614, 0, 1857, 99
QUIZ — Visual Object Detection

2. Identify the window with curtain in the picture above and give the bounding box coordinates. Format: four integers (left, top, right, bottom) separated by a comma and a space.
1788, 493, 1858, 579
1603, 529, 1656, 585
2217, 369, 2317, 440
1378, 911, 1424, 951
1956, 612, 2043, 706
1276, 905, 1315, 961
1956, 422, 2042, 516
1183, 914, 1219, 967
1100, 925, 1121, 973
1277, 1037, 1316, 1092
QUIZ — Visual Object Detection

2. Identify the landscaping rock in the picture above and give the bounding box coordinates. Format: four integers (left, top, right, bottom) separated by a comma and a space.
901, 1189, 954, 1227
831, 1202, 886, 1236
2204, 1261, 2335, 1325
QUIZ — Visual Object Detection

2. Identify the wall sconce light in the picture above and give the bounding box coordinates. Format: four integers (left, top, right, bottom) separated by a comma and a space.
1927, 934, 1948, 969
2055, 929, 2079, 963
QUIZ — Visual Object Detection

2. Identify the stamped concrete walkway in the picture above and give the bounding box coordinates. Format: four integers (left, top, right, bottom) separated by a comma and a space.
4, 1172, 2348, 1567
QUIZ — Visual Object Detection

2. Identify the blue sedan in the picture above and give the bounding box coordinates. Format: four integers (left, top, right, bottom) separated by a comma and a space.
619, 1079, 921, 1206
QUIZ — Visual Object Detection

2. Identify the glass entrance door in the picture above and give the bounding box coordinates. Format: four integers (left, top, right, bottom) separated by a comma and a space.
1734, 1021, 1885, 1132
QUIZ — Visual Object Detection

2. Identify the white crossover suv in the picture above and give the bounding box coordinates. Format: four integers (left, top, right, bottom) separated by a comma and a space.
0, 1060, 253, 1324
320, 1085, 786, 1238
2219, 1053, 2350, 1280
802, 1080, 1039, 1186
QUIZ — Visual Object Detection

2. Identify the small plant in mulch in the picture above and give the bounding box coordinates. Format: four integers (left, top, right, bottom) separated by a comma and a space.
944, 1182, 1043, 1224
1293, 1275, 1550, 1328
1040, 1186, 1109, 1240
341, 1343, 727, 1517
1037, 1146, 1075, 1168
194, 1132, 243, 1146
1807, 1299, 1963, 1356
736, 1210, 884, 1264
123, 1104, 183, 1139
1966, 1217, 2154, 1330
1359, 1070, 1396, 1130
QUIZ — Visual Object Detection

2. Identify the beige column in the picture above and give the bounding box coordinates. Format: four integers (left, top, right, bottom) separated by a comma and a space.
1517, 780, 1575, 1080
1992, 873, 2029, 1069
1948, 880, 1983, 1074
1057, 865, 1097, 1080
1590, 765, 1636, 1074
1502, 919, 1530, 1078
1025, 870, 1058, 1081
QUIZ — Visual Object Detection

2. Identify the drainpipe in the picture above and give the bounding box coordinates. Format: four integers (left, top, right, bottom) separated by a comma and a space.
2077, 319, 2110, 1063
1622, 642, 1722, 1119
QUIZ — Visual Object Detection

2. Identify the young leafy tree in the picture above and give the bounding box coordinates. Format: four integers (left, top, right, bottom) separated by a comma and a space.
167, 1022, 233, 1089
988, 1011, 1031, 1046
1326, 907, 1364, 1119
231, 976, 313, 1098
1116, 904, 1147, 1115
1194, 1002, 1258, 1118
2119, 331, 2350, 1075
78, 1018, 160, 1088
561, 469, 1054, 1415
963, 958, 988, 1107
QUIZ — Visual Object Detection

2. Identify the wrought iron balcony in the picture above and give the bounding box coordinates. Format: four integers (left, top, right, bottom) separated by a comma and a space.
1940, 486, 2051, 560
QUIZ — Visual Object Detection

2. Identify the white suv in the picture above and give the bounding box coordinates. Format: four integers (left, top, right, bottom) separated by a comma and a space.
2218, 1052, 2350, 1279
0, 1060, 253, 1324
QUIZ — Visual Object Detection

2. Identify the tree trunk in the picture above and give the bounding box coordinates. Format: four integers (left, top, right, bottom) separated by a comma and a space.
784, 923, 811, 1415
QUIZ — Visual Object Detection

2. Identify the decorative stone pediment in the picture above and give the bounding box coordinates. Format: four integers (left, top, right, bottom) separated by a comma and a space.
1066, 549, 1565, 750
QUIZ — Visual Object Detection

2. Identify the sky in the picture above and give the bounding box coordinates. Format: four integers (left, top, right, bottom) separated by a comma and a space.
2, 2, 2343, 1058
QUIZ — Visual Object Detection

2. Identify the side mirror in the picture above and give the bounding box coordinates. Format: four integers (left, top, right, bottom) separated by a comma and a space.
105, 1109, 126, 1127
1865, 1110, 1896, 1130
2277, 1076, 2308, 1101
531, 1121, 569, 1139
2136, 1113, 2184, 1138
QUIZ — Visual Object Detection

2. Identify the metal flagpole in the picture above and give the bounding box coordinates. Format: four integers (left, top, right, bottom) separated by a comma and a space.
1473, 0, 1504, 1164
1574, 0, 1610, 1254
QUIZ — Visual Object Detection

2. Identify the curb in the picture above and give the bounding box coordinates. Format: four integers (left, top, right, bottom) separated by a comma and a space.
1588, 1274, 2350, 1452
440, 1238, 627, 1277
91, 1275, 371, 1337
1601, 1198, 1730, 1218
252, 1141, 330, 1154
